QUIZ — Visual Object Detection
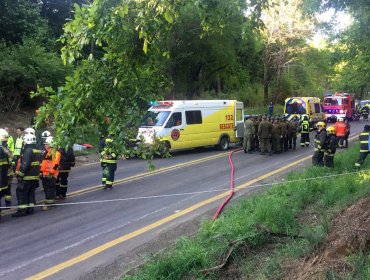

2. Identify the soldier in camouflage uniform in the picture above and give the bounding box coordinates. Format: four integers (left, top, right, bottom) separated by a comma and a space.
272, 118, 283, 154
243, 116, 255, 153
253, 116, 261, 152
258, 115, 273, 155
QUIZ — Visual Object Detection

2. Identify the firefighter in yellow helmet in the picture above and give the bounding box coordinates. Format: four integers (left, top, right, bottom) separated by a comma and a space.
324, 126, 338, 168
312, 121, 327, 166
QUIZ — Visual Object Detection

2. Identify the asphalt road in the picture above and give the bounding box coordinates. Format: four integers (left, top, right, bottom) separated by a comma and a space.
0, 121, 366, 280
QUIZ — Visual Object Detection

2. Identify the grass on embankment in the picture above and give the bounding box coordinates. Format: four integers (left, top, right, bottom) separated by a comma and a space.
123, 143, 370, 280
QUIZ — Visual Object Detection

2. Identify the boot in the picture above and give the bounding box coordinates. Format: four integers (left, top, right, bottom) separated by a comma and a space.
5, 200, 11, 209
293, 145, 296, 150
12, 210, 27, 217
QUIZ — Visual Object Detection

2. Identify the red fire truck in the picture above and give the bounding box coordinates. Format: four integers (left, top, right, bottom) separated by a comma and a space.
323, 92, 355, 122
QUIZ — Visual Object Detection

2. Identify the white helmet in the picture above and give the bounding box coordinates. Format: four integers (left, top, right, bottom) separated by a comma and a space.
338, 117, 344, 122
23, 134, 37, 145
41, 130, 51, 139
24, 127, 36, 135
0, 128, 9, 142
44, 136, 54, 147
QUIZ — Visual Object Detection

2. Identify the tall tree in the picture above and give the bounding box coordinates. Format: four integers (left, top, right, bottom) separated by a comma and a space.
37, 0, 255, 146
259, 0, 313, 104
0, 0, 48, 44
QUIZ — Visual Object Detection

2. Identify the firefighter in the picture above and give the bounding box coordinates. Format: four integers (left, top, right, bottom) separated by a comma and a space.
24, 127, 36, 137
334, 117, 347, 148
258, 115, 273, 156
360, 105, 369, 121
100, 134, 119, 189
12, 134, 42, 217
40, 130, 51, 149
299, 115, 310, 147
324, 126, 338, 168
354, 125, 370, 169
243, 116, 254, 153
344, 118, 350, 148
0, 129, 11, 219
312, 122, 327, 166
13, 127, 24, 171
40, 136, 61, 210
56, 146, 75, 199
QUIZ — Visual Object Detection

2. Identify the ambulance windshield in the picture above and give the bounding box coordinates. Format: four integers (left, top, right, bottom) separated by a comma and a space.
141, 111, 171, 127
285, 103, 306, 114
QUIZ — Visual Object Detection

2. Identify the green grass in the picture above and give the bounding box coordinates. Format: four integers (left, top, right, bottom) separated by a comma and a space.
123, 143, 370, 280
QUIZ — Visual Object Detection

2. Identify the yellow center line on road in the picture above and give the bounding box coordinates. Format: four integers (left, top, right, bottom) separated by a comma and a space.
26, 153, 314, 280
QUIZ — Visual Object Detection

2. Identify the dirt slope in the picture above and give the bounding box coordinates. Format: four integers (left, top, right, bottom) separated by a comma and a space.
284, 195, 370, 279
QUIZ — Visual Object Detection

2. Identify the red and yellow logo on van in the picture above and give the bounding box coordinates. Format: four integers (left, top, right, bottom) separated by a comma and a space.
171, 129, 180, 141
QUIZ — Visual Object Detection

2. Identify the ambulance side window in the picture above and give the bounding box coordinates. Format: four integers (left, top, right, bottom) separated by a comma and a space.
314, 103, 321, 113
165, 112, 182, 128
186, 110, 202, 124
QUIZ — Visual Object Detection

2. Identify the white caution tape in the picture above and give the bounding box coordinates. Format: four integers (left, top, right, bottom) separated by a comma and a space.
1, 170, 368, 209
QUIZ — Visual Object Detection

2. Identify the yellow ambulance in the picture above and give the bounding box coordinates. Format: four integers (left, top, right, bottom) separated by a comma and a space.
137, 100, 245, 151
284, 97, 325, 122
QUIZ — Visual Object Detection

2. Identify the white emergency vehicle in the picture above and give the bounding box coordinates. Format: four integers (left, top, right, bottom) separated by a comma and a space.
137, 100, 245, 151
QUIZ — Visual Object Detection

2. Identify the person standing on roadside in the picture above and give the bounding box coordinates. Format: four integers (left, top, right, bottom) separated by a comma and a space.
344, 118, 350, 148
4, 127, 14, 154
243, 116, 254, 153
312, 122, 327, 166
40, 136, 61, 210
334, 117, 347, 148
0, 129, 11, 219
13, 127, 24, 170
56, 145, 75, 199
299, 115, 310, 147
13, 134, 42, 217
324, 126, 338, 168
258, 115, 273, 156
100, 133, 118, 189
354, 125, 370, 169
268, 102, 274, 117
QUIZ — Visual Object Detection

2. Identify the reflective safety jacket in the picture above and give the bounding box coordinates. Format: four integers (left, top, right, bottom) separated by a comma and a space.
314, 129, 327, 151
300, 120, 310, 133
100, 138, 118, 164
334, 122, 347, 137
7, 136, 15, 153
14, 136, 23, 157
40, 148, 61, 178
17, 145, 42, 181
325, 134, 338, 155
359, 132, 370, 153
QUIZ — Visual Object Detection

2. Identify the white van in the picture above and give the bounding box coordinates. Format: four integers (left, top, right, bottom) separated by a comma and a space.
137, 100, 244, 151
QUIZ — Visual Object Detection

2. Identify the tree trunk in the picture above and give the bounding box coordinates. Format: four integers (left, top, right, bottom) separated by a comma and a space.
273, 64, 281, 104
263, 45, 270, 105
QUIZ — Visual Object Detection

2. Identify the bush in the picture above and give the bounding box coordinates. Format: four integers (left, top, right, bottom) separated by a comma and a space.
0, 40, 70, 112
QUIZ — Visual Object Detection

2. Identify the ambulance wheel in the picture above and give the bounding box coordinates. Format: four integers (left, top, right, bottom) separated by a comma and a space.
218, 136, 230, 151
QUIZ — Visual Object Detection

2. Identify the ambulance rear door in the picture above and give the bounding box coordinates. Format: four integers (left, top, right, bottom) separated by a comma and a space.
235, 102, 244, 138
